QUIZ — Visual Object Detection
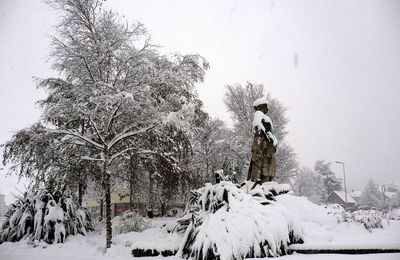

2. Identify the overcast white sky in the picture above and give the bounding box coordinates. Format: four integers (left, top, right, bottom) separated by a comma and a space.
1, 0, 399, 203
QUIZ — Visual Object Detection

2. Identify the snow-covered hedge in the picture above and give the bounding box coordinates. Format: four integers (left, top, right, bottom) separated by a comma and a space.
176, 181, 303, 260
113, 210, 151, 235
0, 190, 93, 244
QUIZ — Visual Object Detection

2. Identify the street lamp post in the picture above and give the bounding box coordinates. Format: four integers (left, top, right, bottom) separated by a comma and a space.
335, 161, 347, 203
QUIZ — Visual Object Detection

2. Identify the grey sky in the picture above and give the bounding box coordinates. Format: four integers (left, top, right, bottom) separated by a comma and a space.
1, 0, 399, 203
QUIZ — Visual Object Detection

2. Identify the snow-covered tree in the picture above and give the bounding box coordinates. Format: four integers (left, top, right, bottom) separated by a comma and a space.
2, 123, 98, 205
390, 191, 400, 208
190, 118, 230, 182
223, 82, 297, 182
293, 167, 325, 204
112, 155, 144, 212
224, 82, 289, 141
359, 179, 384, 208
275, 142, 298, 183
314, 160, 342, 199
2, 123, 53, 183
1, 0, 209, 248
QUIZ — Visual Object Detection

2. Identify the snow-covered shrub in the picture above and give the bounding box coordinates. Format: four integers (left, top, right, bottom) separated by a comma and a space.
387, 208, 400, 220
166, 207, 184, 217
335, 209, 383, 231
176, 181, 303, 260
114, 210, 150, 235
326, 204, 345, 213
0, 190, 93, 244
353, 210, 383, 231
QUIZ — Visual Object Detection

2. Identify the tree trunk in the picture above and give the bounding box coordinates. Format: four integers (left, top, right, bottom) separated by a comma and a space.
78, 178, 84, 206
160, 200, 166, 217
148, 166, 154, 218
99, 200, 104, 221
79, 120, 86, 207
103, 150, 112, 249
129, 171, 134, 211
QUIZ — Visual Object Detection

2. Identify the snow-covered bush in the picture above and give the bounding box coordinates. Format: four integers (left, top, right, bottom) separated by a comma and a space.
0, 189, 93, 244
176, 181, 303, 260
335, 209, 383, 231
387, 208, 400, 220
166, 207, 184, 217
326, 204, 345, 213
113, 210, 150, 235
355, 211, 383, 231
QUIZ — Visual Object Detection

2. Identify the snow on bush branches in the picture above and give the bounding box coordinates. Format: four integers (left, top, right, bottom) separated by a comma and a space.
176, 181, 303, 260
334, 208, 384, 232
0, 189, 93, 244
113, 210, 151, 235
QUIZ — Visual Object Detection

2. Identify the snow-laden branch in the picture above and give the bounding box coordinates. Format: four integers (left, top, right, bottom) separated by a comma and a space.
109, 147, 137, 164
105, 101, 122, 135
112, 56, 134, 87
88, 115, 106, 145
81, 155, 104, 162
138, 150, 176, 163
48, 129, 104, 150
109, 146, 175, 165
227, 145, 245, 160
108, 124, 156, 149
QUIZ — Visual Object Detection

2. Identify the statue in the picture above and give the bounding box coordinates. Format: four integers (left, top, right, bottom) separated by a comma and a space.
248, 97, 278, 183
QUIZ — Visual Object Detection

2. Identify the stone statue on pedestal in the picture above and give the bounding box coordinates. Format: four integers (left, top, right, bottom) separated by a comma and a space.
248, 97, 278, 183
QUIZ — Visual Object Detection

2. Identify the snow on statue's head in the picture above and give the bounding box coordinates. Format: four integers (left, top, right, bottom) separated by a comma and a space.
253, 97, 268, 113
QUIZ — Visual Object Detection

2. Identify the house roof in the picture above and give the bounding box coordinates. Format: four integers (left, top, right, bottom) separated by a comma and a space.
385, 191, 397, 199
332, 191, 356, 203
351, 190, 362, 198
377, 182, 400, 192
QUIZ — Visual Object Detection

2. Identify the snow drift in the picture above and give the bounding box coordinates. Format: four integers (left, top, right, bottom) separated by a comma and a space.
176, 181, 303, 260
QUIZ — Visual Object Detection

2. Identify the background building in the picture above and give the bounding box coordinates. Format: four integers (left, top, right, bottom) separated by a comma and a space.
82, 188, 185, 220
326, 191, 356, 209
0, 194, 6, 217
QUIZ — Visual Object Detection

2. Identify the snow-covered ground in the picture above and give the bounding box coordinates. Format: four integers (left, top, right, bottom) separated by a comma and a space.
1, 195, 399, 260
276, 195, 400, 250
271, 254, 400, 260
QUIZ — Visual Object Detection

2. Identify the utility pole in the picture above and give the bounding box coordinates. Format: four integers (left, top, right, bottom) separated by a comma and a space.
335, 161, 347, 203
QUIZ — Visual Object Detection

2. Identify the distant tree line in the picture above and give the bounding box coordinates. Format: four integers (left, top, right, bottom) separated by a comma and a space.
358, 179, 400, 209
292, 161, 400, 209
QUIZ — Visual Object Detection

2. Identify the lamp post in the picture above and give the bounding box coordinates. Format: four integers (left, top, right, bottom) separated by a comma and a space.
334, 161, 347, 203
